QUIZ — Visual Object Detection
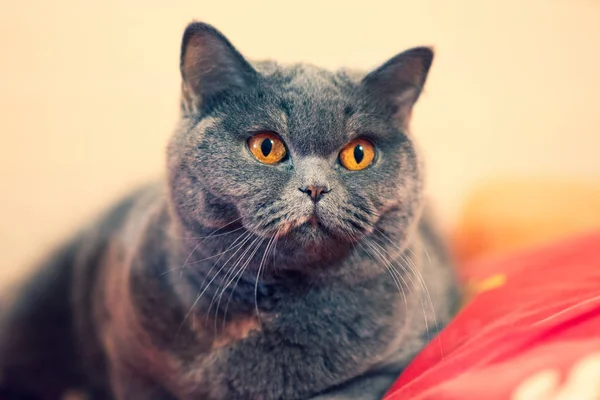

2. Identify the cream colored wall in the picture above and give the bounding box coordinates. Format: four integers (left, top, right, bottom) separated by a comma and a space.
1, 0, 599, 281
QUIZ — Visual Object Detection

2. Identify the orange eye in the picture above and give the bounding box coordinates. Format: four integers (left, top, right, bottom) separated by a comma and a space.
339, 138, 375, 171
248, 132, 287, 165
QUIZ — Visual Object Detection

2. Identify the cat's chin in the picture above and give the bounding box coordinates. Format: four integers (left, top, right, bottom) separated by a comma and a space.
290, 222, 330, 242
276, 220, 357, 249
266, 223, 359, 271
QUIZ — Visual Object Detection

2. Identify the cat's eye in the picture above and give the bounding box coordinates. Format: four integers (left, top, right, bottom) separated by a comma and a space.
339, 138, 375, 171
247, 132, 287, 165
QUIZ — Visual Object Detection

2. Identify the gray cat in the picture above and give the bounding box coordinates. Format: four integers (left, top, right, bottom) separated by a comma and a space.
0, 22, 459, 400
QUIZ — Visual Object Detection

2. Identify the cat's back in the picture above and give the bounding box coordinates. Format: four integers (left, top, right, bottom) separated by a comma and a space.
0, 181, 168, 397
69, 181, 170, 383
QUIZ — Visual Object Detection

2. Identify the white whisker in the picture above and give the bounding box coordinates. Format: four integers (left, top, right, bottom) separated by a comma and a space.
175, 230, 254, 335
169, 216, 243, 240
177, 217, 245, 277
406, 245, 443, 359
204, 233, 257, 326
159, 231, 248, 277
371, 228, 443, 358
361, 239, 408, 313
255, 233, 278, 325
210, 235, 262, 334
221, 236, 266, 331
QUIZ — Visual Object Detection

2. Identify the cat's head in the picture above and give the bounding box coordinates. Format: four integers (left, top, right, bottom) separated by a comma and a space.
167, 22, 432, 267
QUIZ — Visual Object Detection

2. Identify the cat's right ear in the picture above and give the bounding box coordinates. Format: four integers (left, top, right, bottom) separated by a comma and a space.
361, 47, 434, 129
180, 22, 257, 116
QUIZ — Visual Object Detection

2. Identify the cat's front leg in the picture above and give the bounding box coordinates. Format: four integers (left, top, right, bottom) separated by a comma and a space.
198, 323, 398, 400
309, 370, 400, 400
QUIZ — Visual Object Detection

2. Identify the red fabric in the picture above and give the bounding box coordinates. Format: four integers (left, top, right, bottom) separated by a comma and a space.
384, 230, 600, 400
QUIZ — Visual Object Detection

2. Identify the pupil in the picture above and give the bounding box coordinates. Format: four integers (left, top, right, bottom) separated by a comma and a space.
354, 145, 364, 164
261, 139, 273, 156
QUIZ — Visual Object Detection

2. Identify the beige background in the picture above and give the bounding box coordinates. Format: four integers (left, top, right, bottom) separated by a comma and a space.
1, 0, 599, 282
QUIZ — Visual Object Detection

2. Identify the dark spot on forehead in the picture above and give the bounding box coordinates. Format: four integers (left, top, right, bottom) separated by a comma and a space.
280, 99, 293, 117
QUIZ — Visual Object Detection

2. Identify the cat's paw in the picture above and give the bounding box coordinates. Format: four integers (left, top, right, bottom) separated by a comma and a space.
309, 372, 397, 400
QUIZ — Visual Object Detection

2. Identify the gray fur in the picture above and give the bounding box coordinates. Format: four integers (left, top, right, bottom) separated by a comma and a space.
0, 22, 459, 400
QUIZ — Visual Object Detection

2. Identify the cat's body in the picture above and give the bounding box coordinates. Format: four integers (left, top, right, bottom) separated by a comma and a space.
0, 23, 459, 400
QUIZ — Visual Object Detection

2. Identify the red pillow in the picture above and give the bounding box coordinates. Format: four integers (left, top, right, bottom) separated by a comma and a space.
384, 230, 600, 400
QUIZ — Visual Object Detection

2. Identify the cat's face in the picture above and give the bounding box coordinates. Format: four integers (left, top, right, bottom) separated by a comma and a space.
168, 23, 432, 264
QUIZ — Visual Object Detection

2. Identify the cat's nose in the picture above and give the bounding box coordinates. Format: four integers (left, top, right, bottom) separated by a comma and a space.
299, 185, 330, 203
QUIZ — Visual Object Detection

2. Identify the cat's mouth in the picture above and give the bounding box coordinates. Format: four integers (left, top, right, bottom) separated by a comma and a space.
274, 212, 327, 239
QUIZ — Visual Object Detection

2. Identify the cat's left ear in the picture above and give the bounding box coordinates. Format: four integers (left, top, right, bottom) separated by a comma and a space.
362, 47, 434, 128
180, 22, 258, 116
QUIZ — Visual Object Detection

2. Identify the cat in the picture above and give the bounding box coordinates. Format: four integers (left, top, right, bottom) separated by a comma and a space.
0, 22, 459, 400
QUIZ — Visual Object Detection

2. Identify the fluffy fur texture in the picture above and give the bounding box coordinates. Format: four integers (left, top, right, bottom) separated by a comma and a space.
0, 22, 459, 400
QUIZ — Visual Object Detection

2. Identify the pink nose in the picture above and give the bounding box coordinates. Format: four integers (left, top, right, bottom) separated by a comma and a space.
299, 185, 330, 202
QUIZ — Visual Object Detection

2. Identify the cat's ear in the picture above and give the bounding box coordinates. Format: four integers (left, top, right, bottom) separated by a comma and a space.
362, 47, 434, 128
180, 22, 257, 116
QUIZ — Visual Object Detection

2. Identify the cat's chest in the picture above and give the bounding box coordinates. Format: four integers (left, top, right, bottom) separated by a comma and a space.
177, 281, 404, 399
194, 282, 376, 351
